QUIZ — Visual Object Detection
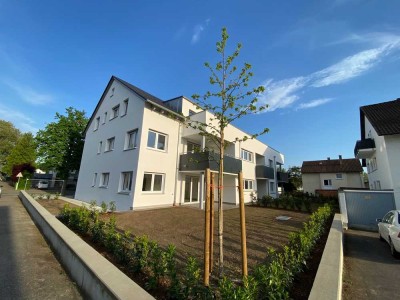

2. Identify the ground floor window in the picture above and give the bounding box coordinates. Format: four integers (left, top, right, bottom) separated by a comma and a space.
323, 179, 332, 186
119, 171, 133, 192
244, 179, 253, 190
100, 173, 110, 187
92, 173, 97, 187
142, 172, 164, 192
270, 181, 275, 193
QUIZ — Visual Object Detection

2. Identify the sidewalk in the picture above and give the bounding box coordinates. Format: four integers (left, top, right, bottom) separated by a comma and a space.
0, 183, 82, 299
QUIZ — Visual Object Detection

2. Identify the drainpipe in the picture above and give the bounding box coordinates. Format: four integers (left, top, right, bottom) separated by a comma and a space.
173, 122, 182, 206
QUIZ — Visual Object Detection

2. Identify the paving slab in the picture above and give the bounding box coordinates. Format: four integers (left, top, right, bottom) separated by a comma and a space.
0, 183, 82, 300
343, 229, 400, 300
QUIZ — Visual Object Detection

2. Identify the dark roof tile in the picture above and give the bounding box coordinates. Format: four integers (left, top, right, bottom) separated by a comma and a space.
301, 158, 363, 173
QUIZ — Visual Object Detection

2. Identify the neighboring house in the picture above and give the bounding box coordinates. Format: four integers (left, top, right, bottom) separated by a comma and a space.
301, 156, 363, 196
75, 76, 288, 211
354, 98, 400, 208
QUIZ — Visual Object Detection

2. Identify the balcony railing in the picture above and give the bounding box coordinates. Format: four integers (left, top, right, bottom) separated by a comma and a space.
354, 138, 375, 159
255, 165, 275, 179
277, 171, 289, 183
179, 151, 242, 174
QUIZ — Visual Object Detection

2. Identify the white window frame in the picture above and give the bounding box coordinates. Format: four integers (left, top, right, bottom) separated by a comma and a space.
147, 130, 167, 151
94, 117, 100, 131
103, 111, 107, 124
243, 179, 253, 190
119, 171, 133, 193
142, 172, 165, 193
268, 159, 273, 167
323, 179, 332, 186
92, 173, 97, 187
336, 173, 343, 180
100, 173, 110, 188
97, 141, 102, 154
121, 99, 129, 116
270, 181, 275, 193
111, 105, 120, 120
110, 87, 115, 98
105, 137, 115, 152
124, 129, 138, 150
241, 149, 253, 162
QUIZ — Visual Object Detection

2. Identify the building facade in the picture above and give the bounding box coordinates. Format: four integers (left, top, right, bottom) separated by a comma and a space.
301, 156, 364, 196
75, 76, 287, 211
354, 98, 400, 208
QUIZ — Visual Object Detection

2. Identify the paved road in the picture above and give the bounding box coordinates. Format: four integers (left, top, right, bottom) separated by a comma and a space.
343, 229, 400, 299
0, 183, 82, 299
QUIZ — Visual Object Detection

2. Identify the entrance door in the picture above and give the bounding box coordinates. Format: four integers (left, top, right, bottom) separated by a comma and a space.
184, 176, 200, 203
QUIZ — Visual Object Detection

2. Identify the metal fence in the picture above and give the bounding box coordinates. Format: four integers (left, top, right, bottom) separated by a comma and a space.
23, 179, 65, 196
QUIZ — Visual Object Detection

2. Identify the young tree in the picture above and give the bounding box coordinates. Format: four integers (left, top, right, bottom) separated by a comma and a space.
288, 166, 302, 190
190, 28, 269, 276
35, 107, 88, 190
0, 120, 21, 172
3, 133, 37, 175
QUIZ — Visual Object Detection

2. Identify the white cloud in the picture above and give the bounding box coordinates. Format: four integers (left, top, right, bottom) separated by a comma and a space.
297, 98, 333, 110
3, 79, 54, 105
0, 104, 38, 133
191, 19, 210, 44
259, 33, 400, 112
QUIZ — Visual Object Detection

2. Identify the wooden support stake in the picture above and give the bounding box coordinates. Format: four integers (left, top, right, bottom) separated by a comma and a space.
209, 173, 215, 273
203, 168, 211, 286
238, 171, 248, 277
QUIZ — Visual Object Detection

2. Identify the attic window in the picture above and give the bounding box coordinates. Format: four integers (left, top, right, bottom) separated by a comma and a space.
110, 87, 115, 98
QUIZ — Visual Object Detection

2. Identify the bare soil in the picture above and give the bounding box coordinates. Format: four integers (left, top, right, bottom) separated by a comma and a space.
36, 199, 79, 215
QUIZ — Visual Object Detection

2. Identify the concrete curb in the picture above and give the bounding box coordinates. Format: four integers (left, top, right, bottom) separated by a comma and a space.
19, 191, 154, 300
309, 213, 343, 300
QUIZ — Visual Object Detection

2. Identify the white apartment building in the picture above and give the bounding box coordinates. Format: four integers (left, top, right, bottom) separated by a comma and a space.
75, 76, 287, 211
354, 98, 400, 208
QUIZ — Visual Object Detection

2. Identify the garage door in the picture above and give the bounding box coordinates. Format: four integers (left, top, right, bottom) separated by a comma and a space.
344, 191, 395, 231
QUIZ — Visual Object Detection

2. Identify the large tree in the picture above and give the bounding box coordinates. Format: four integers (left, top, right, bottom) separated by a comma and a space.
190, 28, 268, 276
287, 166, 302, 190
3, 132, 36, 175
35, 107, 88, 183
0, 120, 21, 172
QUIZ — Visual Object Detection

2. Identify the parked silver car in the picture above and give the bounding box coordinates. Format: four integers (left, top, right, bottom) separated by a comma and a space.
37, 180, 49, 189
377, 210, 400, 257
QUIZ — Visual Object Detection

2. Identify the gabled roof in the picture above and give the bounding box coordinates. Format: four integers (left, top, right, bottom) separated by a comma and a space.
84, 76, 183, 135
301, 158, 363, 174
360, 98, 400, 136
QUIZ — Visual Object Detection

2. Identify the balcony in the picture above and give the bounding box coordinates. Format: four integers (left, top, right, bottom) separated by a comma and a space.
354, 138, 376, 159
255, 165, 274, 179
179, 151, 242, 174
277, 171, 289, 183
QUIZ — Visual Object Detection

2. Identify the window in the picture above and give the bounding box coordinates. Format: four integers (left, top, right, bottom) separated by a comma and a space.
268, 159, 273, 167
106, 137, 115, 151
119, 172, 133, 192
270, 182, 275, 193
187, 141, 201, 153
125, 129, 138, 150
110, 87, 115, 97
323, 179, 332, 186
241, 149, 253, 162
97, 141, 102, 154
100, 173, 110, 187
371, 157, 377, 171
336, 173, 343, 180
147, 130, 167, 151
94, 117, 100, 131
92, 173, 97, 187
103, 112, 107, 124
244, 179, 253, 190
142, 172, 164, 192
188, 109, 196, 116
111, 105, 120, 119
374, 180, 381, 190
122, 99, 129, 116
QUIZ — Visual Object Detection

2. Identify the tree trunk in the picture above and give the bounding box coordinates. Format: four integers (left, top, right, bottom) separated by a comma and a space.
218, 130, 224, 277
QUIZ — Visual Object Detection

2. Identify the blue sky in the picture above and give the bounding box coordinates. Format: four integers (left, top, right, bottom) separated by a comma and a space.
1, 0, 399, 168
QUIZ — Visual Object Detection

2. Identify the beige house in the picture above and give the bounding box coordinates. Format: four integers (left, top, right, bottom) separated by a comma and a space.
301, 156, 363, 196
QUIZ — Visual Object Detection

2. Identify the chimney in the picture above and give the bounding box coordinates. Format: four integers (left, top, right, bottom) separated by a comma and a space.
327, 157, 330, 160
339, 155, 342, 164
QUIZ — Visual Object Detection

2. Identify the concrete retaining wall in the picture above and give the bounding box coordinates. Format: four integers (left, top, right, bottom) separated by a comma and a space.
309, 213, 343, 300
19, 191, 154, 300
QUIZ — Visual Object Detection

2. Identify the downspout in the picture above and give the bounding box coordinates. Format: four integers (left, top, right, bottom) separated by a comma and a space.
173, 122, 182, 206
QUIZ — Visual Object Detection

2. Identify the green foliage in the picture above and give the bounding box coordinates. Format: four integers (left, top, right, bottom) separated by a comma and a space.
35, 107, 88, 180
259, 195, 274, 207
0, 120, 20, 172
219, 276, 258, 300
3, 133, 36, 175
100, 201, 108, 213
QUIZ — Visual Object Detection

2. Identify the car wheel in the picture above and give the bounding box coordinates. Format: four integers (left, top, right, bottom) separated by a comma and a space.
379, 233, 384, 241
389, 239, 400, 258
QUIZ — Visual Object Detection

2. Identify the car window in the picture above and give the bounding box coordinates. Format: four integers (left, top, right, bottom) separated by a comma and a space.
388, 214, 395, 224
383, 212, 394, 223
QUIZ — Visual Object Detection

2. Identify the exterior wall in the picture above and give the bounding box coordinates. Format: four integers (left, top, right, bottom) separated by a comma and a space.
132, 104, 181, 209
364, 117, 392, 189
385, 134, 400, 208
303, 172, 363, 194
75, 80, 145, 210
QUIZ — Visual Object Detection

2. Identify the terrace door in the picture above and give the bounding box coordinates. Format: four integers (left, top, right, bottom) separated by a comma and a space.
184, 176, 200, 203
